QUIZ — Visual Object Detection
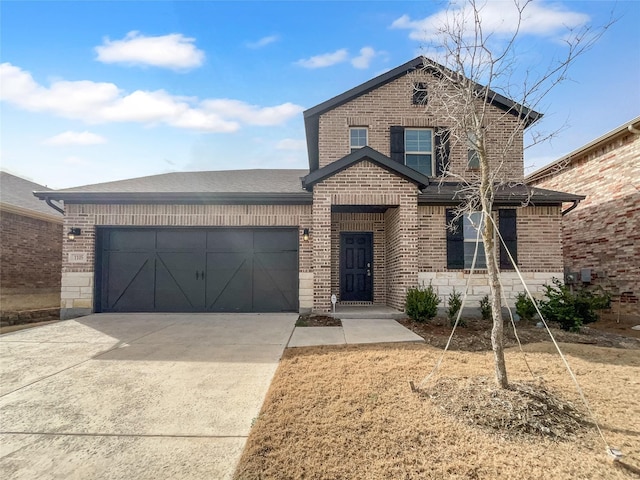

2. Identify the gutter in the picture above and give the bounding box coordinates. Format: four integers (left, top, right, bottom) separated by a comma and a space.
45, 197, 65, 215
561, 199, 580, 216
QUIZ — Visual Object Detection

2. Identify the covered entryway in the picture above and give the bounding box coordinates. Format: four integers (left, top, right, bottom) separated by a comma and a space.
96, 228, 298, 313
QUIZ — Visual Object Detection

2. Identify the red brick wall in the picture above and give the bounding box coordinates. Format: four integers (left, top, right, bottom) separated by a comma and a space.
0, 210, 62, 313
531, 129, 640, 318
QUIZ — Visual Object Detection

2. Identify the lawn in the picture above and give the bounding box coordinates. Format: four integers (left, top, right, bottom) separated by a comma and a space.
234, 338, 640, 479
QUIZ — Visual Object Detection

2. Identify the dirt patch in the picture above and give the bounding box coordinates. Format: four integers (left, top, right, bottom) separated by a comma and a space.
296, 314, 342, 327
235, 343, 640, 479
397, 316, 640, 351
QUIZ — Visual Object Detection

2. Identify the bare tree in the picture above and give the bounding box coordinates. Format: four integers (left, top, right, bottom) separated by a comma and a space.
420, 0, 611, 388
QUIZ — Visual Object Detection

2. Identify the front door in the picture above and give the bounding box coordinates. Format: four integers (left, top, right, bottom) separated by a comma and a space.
340, 232, 373, 302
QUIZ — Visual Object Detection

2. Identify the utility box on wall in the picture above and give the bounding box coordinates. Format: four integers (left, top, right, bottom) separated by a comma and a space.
581, 268, 592, 283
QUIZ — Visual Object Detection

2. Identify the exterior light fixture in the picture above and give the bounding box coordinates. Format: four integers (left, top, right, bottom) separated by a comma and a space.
302, 228, 310, 241
67, 228, 81, 241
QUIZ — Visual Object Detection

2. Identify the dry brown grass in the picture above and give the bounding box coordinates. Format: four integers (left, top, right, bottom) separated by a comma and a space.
235, 342, 640, 480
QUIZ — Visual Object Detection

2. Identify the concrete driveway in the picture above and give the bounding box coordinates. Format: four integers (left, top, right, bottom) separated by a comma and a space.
0, 313, 297, 479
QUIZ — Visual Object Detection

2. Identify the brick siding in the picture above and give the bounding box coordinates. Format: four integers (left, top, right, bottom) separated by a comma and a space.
0, 210, 62, 315
531, 128, 640, 318
318, 71, 524, 181
60, 203, 312, 317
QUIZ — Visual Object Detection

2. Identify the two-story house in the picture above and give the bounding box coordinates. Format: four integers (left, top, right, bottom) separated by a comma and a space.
35, 57, 581, 319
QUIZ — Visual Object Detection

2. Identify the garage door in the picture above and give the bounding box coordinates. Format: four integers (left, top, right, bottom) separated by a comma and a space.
96, 228, 298, 313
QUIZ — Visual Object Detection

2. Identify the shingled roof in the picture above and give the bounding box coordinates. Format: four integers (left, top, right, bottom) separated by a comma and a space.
33, 169, 312, 205
1, 171, 62, 220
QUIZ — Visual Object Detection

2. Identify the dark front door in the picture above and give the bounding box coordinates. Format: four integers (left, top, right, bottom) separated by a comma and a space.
96, 227, 298, 313
340, 232, 373, 302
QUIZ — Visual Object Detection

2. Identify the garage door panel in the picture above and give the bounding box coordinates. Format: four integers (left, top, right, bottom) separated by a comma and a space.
253, 252, 298, 311
155, 252, 205, 311
253, 229, 298, 252
156, 230, 206, 250
98, 228, 298, 313
105, 252, 155, 311
206, 253, 252, 312
207, 229, 253, 252
109, 230, 156, 251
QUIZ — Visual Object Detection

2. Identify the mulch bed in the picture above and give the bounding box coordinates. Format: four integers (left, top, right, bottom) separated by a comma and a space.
296, 314, 342, 327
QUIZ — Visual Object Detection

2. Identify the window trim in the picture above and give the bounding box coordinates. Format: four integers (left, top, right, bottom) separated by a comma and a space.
467, 131, 480, 169
404, 128, 434, 176
349, 127, 368, 153
463, 212, 487, 269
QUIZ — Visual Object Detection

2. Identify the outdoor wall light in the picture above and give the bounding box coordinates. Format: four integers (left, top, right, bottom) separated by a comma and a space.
302, 228, 310, 241
67, 228, 81, 241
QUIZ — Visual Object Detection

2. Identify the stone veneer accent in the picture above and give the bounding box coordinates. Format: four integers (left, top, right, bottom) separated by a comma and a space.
60, 203, 312, 318
530, 127, 640, 318
418, 271, 562, 307
318, 70, 524, 181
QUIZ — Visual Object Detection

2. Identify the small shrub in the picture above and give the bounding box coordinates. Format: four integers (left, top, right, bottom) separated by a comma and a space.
479, 294, 492, 321
406, 283, 440, 322
538, 278, 611, 332
515, 292, 538, 321
447, 288, 464, 326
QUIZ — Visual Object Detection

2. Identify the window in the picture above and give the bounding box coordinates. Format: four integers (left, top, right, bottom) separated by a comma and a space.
467, 131, 480, 168
446, 209, 518, 270
463, 212, 486, 268
349, 128, 368, 152
404, 128, 434, 176
412, 82, 428, 105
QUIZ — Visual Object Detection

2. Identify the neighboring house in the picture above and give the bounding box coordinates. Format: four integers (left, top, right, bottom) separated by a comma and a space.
0, 172, 63, 322
34, 57, 581, 320
527, 117, 640, 321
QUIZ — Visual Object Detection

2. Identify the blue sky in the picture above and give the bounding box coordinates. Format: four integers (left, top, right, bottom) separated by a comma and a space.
1, 0, 639, 189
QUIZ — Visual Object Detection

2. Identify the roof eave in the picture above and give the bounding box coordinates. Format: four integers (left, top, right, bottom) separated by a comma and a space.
33, 191, 313, 205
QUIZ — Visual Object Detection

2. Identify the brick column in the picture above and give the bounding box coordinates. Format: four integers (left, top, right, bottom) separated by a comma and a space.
312, 193, 332, 312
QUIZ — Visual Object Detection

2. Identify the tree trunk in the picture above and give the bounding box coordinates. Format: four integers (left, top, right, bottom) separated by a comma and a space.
479, 145, 509, 389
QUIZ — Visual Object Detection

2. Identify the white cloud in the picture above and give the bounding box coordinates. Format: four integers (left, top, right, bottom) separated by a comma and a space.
276, 138, 306, 150
44, 131, 107, 146
0, 63, 303, 133
351, 47, 377, 69
246, 35, 279, 49
296, 49, 349, 69
391, 2, 590, 42
95, 31, 205, 71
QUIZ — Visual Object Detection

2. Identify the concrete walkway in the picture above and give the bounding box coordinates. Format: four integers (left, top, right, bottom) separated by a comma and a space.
288, 318, 424, 347
0, 313, 297, 480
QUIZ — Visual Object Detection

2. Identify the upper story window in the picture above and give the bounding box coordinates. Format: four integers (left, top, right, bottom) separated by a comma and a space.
404, 128, 434, 176
349, 127, 368, 153
467, 131, 480, 168
412, 82, 428, 105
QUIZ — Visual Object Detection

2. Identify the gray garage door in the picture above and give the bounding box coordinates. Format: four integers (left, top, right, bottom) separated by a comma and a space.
96, 228, 298, 313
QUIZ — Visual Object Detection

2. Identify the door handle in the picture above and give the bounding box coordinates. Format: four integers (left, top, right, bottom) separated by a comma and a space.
201, 270, 206, 280
367, 269, 371, 277
195, 270, 200, 280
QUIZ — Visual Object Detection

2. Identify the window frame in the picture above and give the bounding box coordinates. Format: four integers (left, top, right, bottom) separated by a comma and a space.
412, 82, 428, 105
467, 131, 480, 169
404, 128, 434, 176
463, 212, 487, 269
349, 127, 368, 153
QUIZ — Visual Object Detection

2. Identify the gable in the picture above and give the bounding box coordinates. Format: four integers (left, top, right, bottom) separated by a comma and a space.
304, 56, 541, 172
302, 147, 429, 191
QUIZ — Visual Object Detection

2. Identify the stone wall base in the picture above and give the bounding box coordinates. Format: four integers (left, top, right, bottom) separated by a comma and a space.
418, 271, 562, 307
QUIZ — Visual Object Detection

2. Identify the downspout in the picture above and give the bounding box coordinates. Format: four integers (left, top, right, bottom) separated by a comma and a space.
45, 197, 65, 215
562, 199, 580, 216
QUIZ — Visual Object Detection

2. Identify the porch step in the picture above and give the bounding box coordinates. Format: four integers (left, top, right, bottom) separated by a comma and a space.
330, 305, 406, 320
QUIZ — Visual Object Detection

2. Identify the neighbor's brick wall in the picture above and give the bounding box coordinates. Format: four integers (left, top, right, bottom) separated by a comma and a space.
531, 129, 640, 318
0, 210, 62, 314
318, 70, 524, 181
312, 160, 419, 311
60, 203, 313, 316
331, 213, 385, 305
